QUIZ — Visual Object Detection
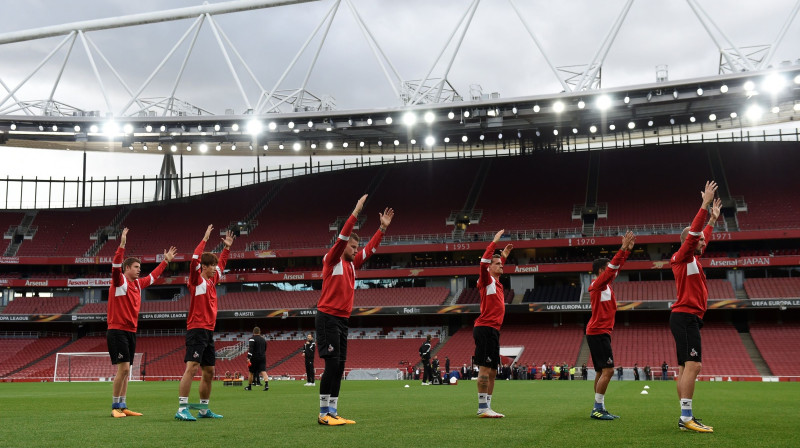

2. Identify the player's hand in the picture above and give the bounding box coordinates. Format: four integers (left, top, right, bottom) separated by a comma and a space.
501, 244, 513, 258
203, 224, 214, 242
379, 207, 394, 229
120, 227, 129, 248
352, 194, 368, 217
222, 230, 235, 248
621, 231, 635, 251
710, 197, 722, 221
163, 246, 177, 263
700, 181, 717, 207
492, 229, 504, 243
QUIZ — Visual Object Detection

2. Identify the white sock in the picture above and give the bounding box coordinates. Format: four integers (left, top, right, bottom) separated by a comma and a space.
595, 393, 605, 408
680, 398, 693, 421
487, 394, 493, 409
120, 395, 126, 406
199, 399, 209, 415
319, 394, 330, 416
478, 393, 488, 411
112, 396, 121, 403
329, 397, 339, 415
178, 396, 188, 411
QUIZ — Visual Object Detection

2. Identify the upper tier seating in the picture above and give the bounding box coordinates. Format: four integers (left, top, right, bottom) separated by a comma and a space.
595, 146, 713, 228
721, 144, 800, 230
612, 279, 736, 302
1, 296, 80, 314
743, 277, 800, 299
17, 208, 119, 257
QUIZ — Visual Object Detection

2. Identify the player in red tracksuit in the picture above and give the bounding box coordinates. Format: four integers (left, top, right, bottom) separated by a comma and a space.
586, 231, 635, 421
474, 229, 513, 418
107, 227, 176, 418
316, 194, 394, 426
670, 181, 722, 433
175, 224, 234, 421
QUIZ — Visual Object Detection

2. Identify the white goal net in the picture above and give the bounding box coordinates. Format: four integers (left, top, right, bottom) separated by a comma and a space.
54, 352, 143, 382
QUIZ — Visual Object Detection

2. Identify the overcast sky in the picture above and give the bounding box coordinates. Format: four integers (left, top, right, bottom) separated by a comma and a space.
2, 0, 800, 184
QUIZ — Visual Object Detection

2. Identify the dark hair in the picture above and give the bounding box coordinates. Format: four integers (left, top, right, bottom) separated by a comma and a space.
123, 257, 141, 270
349, 232, 360, 243
426, 335, 431, 341
592, 258, 611, 276
200, 252, 218, 266
253, 326, 261, 335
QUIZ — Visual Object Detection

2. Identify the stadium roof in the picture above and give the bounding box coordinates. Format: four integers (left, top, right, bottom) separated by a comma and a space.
2, 66, 799, 156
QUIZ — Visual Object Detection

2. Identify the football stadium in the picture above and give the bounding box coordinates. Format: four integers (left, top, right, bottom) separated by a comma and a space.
1, 1, 799, 447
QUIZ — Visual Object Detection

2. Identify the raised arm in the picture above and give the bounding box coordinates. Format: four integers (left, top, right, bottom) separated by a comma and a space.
111, 227, 128, 287
479, 230, 504, 286
215, 230, 234, 281
189, 225, 212, 286
325, 195, 367, 265
354, 207, 394, 269
674, 181, 716, 263
141, 246, 176, 288
701, 197, 722, 255
592, 232, 634, 290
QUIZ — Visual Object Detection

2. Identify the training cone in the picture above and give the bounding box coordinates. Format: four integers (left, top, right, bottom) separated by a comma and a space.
404, 385, 410, 388
644, 385, 650, 389
640, 390, 648, 395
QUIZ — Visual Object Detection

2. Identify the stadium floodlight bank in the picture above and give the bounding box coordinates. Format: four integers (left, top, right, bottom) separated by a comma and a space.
54, 352, 143, 382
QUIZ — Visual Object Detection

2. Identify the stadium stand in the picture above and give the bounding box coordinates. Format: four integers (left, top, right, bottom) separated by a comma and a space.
0, 336, 71, 378
369, 159, 478, 236
0, 211, 24, 253
455, 287, 515, 304
97, 184, 266, 257
234, 168, 376, 250
468, 152, 588, 233
595, 146, 714, 228
610, 279, 736, 302
749, 323, 800, 376
436, 325, 584, 370
588, 322, 758, 376
721, 145, 800, 230
5, 335, 108, 380
16, 208, 119, 257
1, 296, 80, 315
743, 277, 800, 299
522, 285, 581, 303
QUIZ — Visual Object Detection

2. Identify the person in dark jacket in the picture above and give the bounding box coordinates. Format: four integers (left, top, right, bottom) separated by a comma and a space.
245, 327, 268, 391
303, 333, 316, 386
419, 335, 432, 385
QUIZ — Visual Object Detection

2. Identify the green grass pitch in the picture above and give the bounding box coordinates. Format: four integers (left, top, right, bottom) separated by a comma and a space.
1, 380, 798, 447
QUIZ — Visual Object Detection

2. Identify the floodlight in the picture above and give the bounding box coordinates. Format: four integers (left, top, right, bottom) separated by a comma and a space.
552, 101, 565, 113
424, 111, 435, 123
293, 142, 302, 151
596, 96, 612, 110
